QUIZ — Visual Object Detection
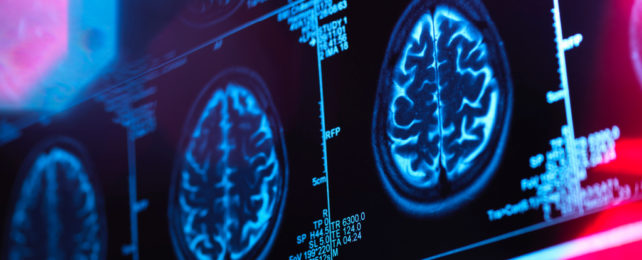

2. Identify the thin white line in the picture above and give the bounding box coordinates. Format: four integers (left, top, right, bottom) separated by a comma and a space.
311, 0, 335, 259
552, 0, 579, 175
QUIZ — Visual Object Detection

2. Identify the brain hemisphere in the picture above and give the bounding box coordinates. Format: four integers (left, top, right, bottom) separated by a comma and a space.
388, 6, 499, 188
179, 83, 281, 260
8, 147, 105, 260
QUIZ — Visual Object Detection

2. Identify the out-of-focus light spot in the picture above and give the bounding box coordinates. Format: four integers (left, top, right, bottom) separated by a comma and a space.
0, 0, 118, 111
0, 0, 68, 108
566, 202, 642, 260
513, 217, 642, 260
514, 197, 642, 259
567, 240, 642, 260
578, 202, 642, 239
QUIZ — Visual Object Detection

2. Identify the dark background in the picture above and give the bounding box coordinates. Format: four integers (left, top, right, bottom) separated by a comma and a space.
2, 0, 642, 259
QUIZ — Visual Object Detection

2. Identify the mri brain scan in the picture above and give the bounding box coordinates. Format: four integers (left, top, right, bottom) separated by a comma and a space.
169, 68, 288, 260
181, 0, 244, 27
4, 138, 107, 260
372, 0, 513, 217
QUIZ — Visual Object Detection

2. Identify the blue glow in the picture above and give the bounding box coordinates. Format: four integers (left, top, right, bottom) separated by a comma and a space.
169, 68, 288, 260
29, 0, 118, 111
5, 139, 107, 260
0, 120, 20, 145
373, 0, 512, 216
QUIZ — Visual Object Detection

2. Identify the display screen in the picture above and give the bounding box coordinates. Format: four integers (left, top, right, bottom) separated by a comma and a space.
2, 0, 642, 259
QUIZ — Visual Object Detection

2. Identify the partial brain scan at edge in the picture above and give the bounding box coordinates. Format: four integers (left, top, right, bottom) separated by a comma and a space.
180, 0, 245, 28
4, 137, 108, 260
168, 67, 289, 260
372, 0, 513, 217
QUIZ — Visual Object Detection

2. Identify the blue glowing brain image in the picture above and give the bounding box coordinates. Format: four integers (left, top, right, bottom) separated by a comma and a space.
5, 139, 107, 260
169, 68, 288, 260
372, 0, 512, 216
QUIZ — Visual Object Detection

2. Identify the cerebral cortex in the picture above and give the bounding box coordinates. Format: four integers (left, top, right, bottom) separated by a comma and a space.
373, 1, 512, 216
7, 147, 105, 260
387, 6, 501, 189
177, 83, 284, 260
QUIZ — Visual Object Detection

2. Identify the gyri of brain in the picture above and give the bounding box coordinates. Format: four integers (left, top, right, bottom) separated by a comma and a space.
178, 83, 283, 260
7, 147, 105, 260
387, 6, 501, 189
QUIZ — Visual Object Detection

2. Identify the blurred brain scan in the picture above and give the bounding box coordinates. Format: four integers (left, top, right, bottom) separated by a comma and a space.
180, 0, 244, 27
168, 68, 288, 260
4, 137, 107, 260
372, 0, 513, 217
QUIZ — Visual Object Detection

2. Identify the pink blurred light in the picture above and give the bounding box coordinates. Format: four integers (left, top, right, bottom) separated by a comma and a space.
567, 202, 642, 260
0, 0, 68, 107
518, 220, 642, 260
592, 138, 642, 176
514, 202, 642, 260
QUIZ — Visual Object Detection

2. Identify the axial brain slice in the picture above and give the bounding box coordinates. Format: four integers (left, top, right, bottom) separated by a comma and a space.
178, 83, 282, 260
388, 6, 500, 189
7, 146, 105, 260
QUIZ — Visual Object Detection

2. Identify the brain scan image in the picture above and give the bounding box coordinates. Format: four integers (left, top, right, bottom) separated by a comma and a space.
181, 0, 244, 27
168, 68, 288, 260
372, 0, 513, 217
4, 138, 107, 260
632, 0, 642, 87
